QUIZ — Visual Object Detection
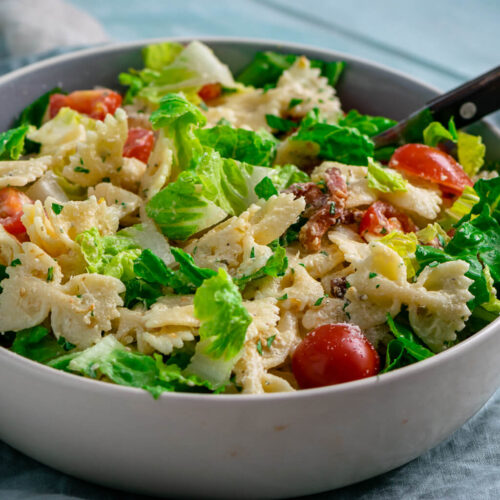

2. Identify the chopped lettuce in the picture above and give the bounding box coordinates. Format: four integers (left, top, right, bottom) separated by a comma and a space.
381, 313, 434, 373
193, 268, 251, 361
146, 169, 228, 240
422, 118, 457, 147
10, 325, 69, 363
378, 231, 418, 279
119, 41, 235, 105
291, 110, 374, 166
185, 269, 251, 387
66, 335, 215, 398
339, 110, 397, 137
269, 163, 310, 190
149, 93, 207, 172
196, 124, 278, 166
170, 247, 217, 287
0, 126, 29, 160
457, 131, 486, 177
367, 158, 407, 193
416, 223, 450, 247
236, 51, 345, 88
76, 228, 141, 281
265, 114, 296, 133
254, 176, 278, 200
441, 185, 479, 229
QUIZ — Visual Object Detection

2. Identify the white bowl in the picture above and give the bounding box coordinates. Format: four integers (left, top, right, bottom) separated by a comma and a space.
0, 38, 499, 499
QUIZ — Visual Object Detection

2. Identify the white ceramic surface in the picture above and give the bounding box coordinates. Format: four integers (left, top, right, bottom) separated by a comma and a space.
0, 38, 499, 499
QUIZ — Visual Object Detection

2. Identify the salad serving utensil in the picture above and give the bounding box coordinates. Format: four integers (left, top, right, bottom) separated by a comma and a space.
373, 65, 500, 148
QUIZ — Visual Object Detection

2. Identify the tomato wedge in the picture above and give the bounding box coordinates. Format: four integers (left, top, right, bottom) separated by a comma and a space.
0, 187, 32, 236
292, 323, 380, 389
389, 143, 473, 195
123, 128, 155, 164
198, 83, 222, 101
359, 200, 417, 237
49, 89, 122, 120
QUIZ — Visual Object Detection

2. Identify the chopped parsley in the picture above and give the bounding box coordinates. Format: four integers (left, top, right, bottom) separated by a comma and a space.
256, 339, 263, 356
369, 272, 378, 279
10, 258, 21, 267
51, 203, 64, 215
314, 294, 327, 306
266, 335, 276, 348
74, 166, 90, 174
250, 247, 255, 259
329, 202, 336, 215
288, 98, 303, 109
46, 267, 54, 282
277, 293, 288, 301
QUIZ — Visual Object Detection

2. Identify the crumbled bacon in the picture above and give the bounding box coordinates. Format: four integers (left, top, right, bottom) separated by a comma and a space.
330, 277, 348, 299
288, 167, 348, 252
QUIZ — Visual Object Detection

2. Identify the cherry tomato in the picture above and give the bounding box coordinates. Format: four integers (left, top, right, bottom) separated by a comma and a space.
198, 83, 222, 101
359, 200, 417, 237
0, 187, 32, 236
389, 144, 473, 195
49, 89, 122, 120
123, 128, 155, 164
292, 323, 380, 389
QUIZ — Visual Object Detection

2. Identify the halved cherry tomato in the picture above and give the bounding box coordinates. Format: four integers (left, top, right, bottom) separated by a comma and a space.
389, 144, 473, 195
198, 83, 222, 101
123, 128, 155, 164
0, 187, 32, 236
49, 89, 122, 120
292, 323, 380, 389
359, 201, 417, 237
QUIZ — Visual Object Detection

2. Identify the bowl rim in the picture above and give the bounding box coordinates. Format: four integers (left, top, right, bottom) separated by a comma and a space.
0, 36, 499, 402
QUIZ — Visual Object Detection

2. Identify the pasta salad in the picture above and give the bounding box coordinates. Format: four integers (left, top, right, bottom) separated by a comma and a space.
0, 41, 498, 396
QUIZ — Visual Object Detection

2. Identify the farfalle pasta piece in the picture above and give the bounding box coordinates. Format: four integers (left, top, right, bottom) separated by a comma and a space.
0, 225, 21, 266
328, 226, 368, 263
88, 182, 142, 220
51, 273, 125, 348
0, 156, 51, 188
204, 57, 341, 130
302, 297, 347, 331
251, 193, 305, 245
62, 108, 128, 187
408, 260, 473, 352
233, 298, 295, 393
280, 264, 324, 312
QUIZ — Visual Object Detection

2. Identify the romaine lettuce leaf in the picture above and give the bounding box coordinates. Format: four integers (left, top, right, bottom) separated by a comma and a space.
170, 247, 217, 287
339, 110, 397, 137
10, 325, 69, 363
291, 110, 374, 166
66, 335, 215, 398
146, 169, 228, 240
76, 227, 141, 281
269, 163, 310, 189
457, 131, 486, 177
441, 185, 479, 229
422, 118, 457, 147
366, 158, 407, 193
254, 176, 278, 200
236, 51, 345, 88
195, 124, 278, 166
378, 231, 418, 279
381, 313, 434, 373
265, 114, 296, 133
0, 126, 29, 160
149, 93, 207, 172
193, 268, 251, 361
120, 41, 235, 105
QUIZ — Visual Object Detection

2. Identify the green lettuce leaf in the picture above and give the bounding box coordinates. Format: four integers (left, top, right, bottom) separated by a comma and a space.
124, 278, 163, 309
422, 118, 457, 147
142, 41, 184, 71
254, 176, 278, 200
378, 231, 418, 278
381, 313, 434, 373
66, 335, 215, 398
170, 247, 217, 287
367, 157, 407, 193
339, 110, 397, 137
10, 325, 69, 363
149, 93, 207, 172
146, 169, 228, 240
441, 185, 479, 229
193, 268, 251, 361
195, 124, 278, 166
291, 110, 374, 166
0, 126, 29, 160
236, 51, 345, 88
269, 163, 310, 189
76, 228, 141, 281
457, 131, 485, 177
265, 114, 297, 133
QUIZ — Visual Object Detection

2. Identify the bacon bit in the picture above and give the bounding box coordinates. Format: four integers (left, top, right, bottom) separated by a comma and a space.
288, 168, 348, 252
330, 277, 347, 299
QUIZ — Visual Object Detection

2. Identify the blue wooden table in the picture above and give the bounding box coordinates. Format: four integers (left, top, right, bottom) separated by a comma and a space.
1, 0, 499, 498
